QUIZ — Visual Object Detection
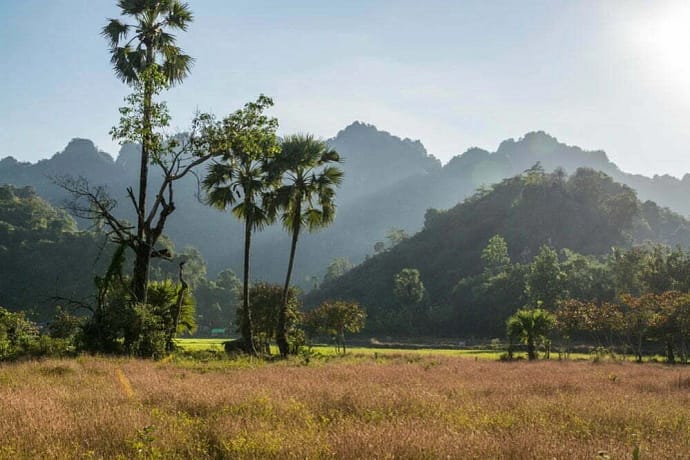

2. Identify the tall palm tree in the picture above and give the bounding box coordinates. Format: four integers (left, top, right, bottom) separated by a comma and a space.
202, 96, 279, 355
271, 134, 343, 357
102, 0, 193, 303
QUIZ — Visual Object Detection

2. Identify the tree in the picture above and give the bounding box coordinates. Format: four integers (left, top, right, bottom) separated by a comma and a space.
554, 299, 586, 358
305, 301, 365, 353
102, 0, 194, 304
481, 235, 511, 276
393, 268, 426, 305
385, 227, 409, 247
526, 245, 566, 309
506, 308, 555, 360
59, 83, 214, 355
244, 282, 302, 354
621, 293, 659, 362
202, 96, 280, 355
270, 134, 343, 357
194, 269, 241, 334
323, 257, 353, 283
0, 307, 40, 361
145, 278, 196, 354
393, 268, 426, 333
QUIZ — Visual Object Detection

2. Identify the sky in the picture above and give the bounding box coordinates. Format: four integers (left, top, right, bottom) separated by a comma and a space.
1, 0, 690, 178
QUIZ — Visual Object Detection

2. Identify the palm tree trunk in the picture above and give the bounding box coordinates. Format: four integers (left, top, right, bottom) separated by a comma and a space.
527, 337, 536, 360
277, 208, 301, 357
241, 214, 257, 355
132, 48, 155, 304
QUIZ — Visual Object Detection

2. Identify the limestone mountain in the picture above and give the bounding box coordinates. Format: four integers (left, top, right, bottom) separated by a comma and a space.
2, 125, 690, 288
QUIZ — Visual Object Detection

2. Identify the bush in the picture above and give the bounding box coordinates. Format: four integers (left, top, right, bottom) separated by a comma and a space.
0, 307, 40, 360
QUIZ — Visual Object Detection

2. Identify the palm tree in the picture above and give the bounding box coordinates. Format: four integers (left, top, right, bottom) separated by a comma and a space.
506, 308, 555, 360
102, 0, 193, 303
202, 96, 279, 355
271, 134, 343, 357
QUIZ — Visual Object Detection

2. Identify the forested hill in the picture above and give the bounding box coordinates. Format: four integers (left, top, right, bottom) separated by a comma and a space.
0, 185, 109, 319
2, 125, 690, 287
305, 168, 690, 335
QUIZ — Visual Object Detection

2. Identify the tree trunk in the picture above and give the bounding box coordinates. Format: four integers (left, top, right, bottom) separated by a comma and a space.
277, 209, 301, 357
666, 340, 676, 364
241, 214, 257, 355
527, 337, 536, 360
132, 48, 154, 304
168, 261, 188, 352
132, 242, 150, 305
636, 334, 643, 363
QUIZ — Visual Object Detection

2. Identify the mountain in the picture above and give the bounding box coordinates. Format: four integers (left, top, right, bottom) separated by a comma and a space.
2, 125, 690, 289
328, 121, 441, 201
0, 184, 109, 320
305, 168, 690, 336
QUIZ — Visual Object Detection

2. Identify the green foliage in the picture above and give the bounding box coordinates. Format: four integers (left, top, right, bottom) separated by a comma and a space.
48, 307, 82, 340
323, 257, 353, 284
481, 234, 511, 276
304, 300, 366, 353
109, 67, 172, 158
102, 0, 193, 87
270, 134, 343, 234
202, 95, 281, 353
81, 278, 195, 358
385, 227, 409, 247
308, 167, 649, 337
269, 133, 343, 356
393, 268, 427, 333
526, 245, 567, 309
194, 269, 241, 334
240, 282, 302, 354
393, 268, 426, 306
506, 308, 555, 360
0, 185, 106, 320
0, 307, 39, 361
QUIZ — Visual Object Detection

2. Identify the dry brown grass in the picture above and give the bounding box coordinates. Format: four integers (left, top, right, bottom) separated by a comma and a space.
1, 355, 690, 459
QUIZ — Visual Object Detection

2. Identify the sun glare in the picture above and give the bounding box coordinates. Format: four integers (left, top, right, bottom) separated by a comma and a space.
628, 2, 690, 100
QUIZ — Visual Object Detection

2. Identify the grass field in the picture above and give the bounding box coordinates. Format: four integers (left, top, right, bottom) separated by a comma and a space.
174, 338, 633, 361
2, 352, 690, 459
176, 337, 509, 358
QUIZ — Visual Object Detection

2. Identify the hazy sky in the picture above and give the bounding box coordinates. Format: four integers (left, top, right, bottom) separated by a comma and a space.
2, 1, 689, 177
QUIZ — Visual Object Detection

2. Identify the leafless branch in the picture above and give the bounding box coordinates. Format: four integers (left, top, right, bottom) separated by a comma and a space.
55, 175, 135, 247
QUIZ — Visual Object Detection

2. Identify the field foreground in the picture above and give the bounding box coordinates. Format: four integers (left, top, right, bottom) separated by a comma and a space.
1, 355, 690, 459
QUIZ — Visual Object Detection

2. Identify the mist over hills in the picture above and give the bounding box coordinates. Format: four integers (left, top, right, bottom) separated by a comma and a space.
307, 167, 690, 336
2, 122, 690, 287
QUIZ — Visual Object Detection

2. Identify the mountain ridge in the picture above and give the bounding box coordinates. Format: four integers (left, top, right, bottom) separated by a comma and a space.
2, 123, 690, 286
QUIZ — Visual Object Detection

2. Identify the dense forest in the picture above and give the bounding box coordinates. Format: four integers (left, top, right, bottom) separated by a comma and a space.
308, 166, 690, 340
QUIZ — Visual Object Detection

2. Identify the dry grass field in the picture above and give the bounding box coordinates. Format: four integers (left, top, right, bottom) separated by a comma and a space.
1, 354, 690, 459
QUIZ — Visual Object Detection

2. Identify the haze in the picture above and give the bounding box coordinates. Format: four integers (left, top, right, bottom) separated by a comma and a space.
1, 0, 688, 177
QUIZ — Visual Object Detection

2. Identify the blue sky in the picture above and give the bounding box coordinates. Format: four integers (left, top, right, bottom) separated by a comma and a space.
2, 1, 689, 177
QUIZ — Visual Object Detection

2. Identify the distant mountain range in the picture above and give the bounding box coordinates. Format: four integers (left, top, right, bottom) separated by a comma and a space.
2, 122, 690, 286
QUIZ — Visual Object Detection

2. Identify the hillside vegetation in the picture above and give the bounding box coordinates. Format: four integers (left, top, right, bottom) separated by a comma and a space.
308, 167, 690, 336
0, 185, 107, 319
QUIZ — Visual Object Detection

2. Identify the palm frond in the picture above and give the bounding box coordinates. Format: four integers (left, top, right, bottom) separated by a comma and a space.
101, 19, 129, 47
117, 0, 149, 16
110, 46, 143, 84
164, 1, 193, 30
161, 52, 194, 85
